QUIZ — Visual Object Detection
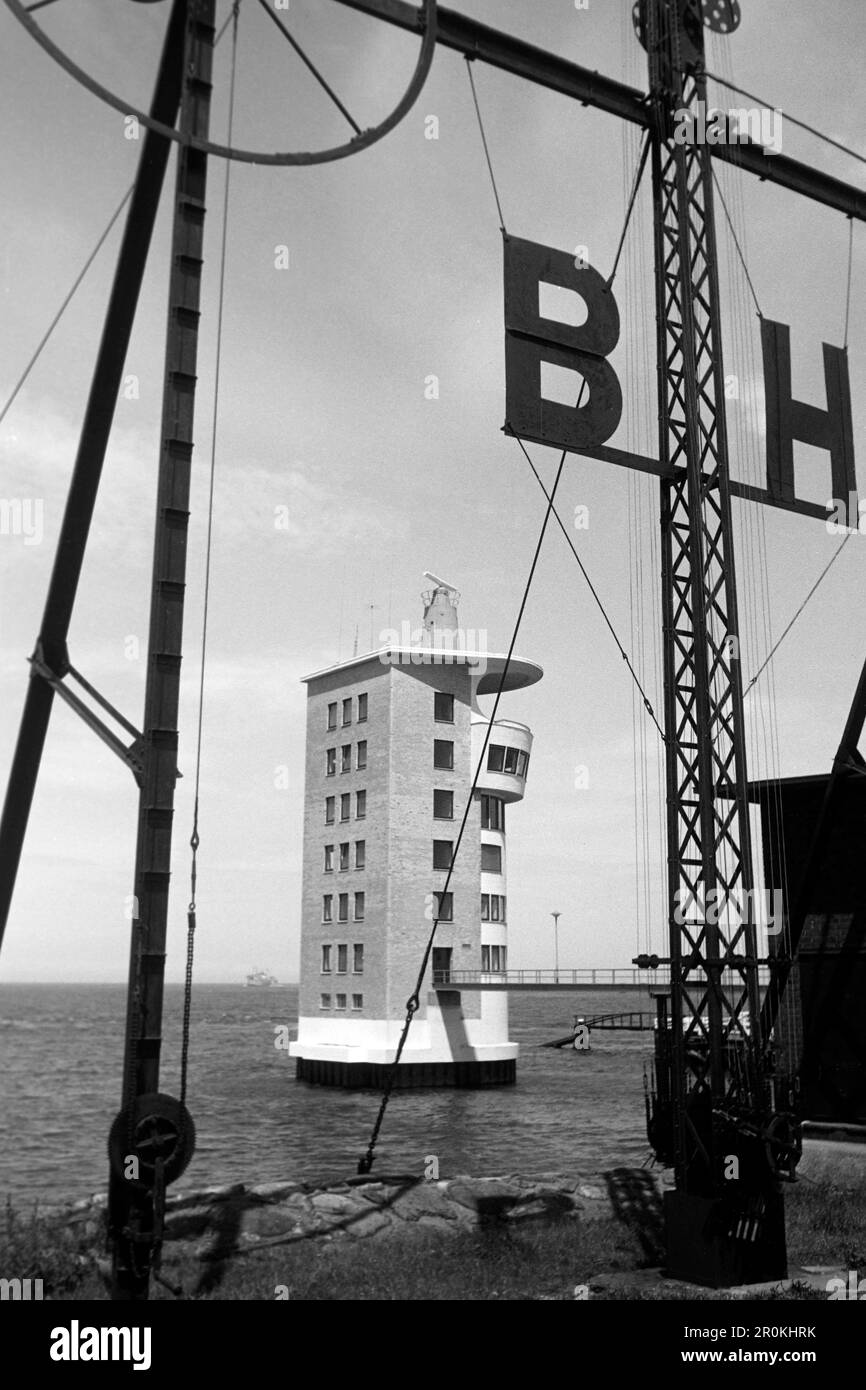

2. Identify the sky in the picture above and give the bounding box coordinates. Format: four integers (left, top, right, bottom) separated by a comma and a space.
0, 0, 864, 983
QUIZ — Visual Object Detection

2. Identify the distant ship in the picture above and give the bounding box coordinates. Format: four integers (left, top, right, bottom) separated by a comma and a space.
245, 968, 278, 988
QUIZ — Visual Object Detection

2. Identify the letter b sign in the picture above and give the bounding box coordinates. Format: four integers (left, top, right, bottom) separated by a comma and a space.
503, 234, 622, 451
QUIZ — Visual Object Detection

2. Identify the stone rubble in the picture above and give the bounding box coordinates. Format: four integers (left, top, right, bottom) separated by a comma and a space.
41, 1169, 669, 1265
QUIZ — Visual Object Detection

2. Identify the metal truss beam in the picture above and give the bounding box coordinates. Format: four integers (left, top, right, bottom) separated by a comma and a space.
334, 0, 866, 223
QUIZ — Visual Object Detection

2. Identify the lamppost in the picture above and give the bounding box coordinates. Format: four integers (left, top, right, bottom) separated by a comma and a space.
551, 912, 561, 983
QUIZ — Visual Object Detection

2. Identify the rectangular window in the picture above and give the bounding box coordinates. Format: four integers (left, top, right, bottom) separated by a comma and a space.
353, 944, 364, 974
339, 842, 350, 871
322, 894, 333, 923
434, 692, 454, 723
321, 944, 332, 973
502, 895, 507, 921
481, 844, 502, 874
481, 945, 490, 971
337, 944, 348, 973
487, 744, 504, 772
338, 893, 348, 923
335, 993, 347, 1011
357, 740, 367, 771
491, 895, 500, 922
320, 993, 331, 1009
356, 790, 366, 819
481, 893, 490, 921
327, 703, 337, 731
325, 796, 335, 825
433, 839, 453, 870
323, 844, 334, 873
354, 891, 365, 921
355, 840, 366, 870
434, 739, 454, 770
341, 744, 351, 773
434, 891, 453, 922
504, 746, 518, 774
433, 789, 454, 820
516, 751, 528, 777
340, 793, 351, 821
352, 993, 363, 1010
326, 747, 336, 776
357, 693, 368, 722
342, 697, 352, 727
432, 946, 452, 982
481, 795, 504, 831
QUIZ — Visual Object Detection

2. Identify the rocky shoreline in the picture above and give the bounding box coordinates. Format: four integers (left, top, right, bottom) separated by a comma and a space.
46, 1168, 670, 1265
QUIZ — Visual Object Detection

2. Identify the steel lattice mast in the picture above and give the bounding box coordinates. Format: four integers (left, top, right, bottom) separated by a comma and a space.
643, 0, 789, 1281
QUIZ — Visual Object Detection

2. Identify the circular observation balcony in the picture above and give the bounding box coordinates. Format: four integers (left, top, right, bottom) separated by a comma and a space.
471, 717, 534, 803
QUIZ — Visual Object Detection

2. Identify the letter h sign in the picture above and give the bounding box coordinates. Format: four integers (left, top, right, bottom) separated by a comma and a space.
502, 234, 623, 450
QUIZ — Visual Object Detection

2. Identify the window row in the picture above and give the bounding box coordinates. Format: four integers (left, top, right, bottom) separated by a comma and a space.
327, 693, 367, 731
321, 943, 364, 974
320, 993, 363, 1010
323, 841, 365, 873
325, 790, 366, 823
322, 892, 365, 923
488, 744, 529, 777
481, 893, 507, 922
326, 742, 367, 776
482, 945, 507, 972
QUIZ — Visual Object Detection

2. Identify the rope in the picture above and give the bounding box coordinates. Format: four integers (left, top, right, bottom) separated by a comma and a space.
0, 12, 236, 430
465, 57, 507, 233
180, 0, 240, 1109
607, 132, 649, 288
255, 0, 361, 136
0, 188, 133, 427
711, 166, 761, 317
705, 70, 866, 168
357, 448, 569, 1174
843, 217, 854, 349
513, 436, 665, 742
742, 533, 854, 701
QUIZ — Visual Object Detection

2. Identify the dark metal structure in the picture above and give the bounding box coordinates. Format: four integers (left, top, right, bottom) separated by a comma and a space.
1, 0, 863, 1295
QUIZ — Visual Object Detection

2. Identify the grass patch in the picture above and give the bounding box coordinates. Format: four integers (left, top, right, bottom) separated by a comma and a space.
5, 1174, 863, 1301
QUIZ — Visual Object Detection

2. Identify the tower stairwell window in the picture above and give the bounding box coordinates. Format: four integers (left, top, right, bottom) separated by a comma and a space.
434, 739, 454, 770
433, 839, 453, 870
434, 692, 454, 722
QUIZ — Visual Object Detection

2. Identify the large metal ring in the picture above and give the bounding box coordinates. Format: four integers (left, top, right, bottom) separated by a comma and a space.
2, 0, 437, 166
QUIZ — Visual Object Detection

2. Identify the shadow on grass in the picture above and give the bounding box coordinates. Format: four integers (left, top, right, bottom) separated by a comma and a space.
603, 1166, 665, 1265
190, 1174, 421, 1295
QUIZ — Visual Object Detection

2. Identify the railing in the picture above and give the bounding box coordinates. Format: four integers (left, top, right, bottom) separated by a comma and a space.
432, 966, 773, 987
432, 967, 666, 987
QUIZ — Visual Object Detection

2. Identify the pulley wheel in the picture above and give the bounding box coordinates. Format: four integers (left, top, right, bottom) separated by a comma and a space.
701, 0, 741, 35
108, 1091, 195, 1191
